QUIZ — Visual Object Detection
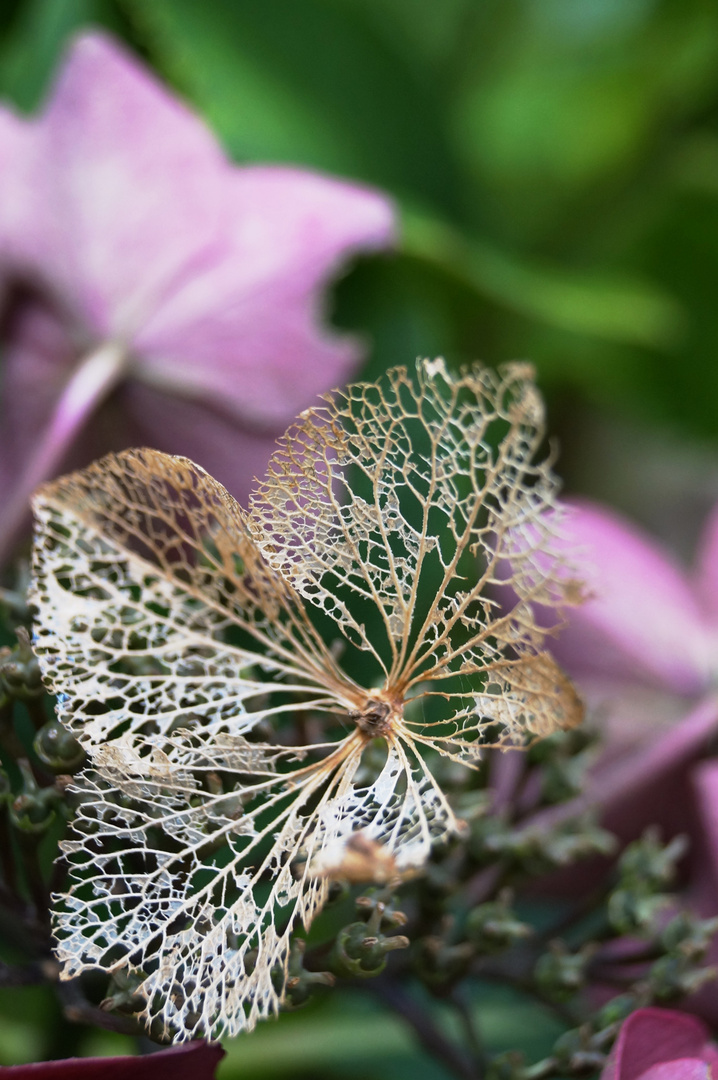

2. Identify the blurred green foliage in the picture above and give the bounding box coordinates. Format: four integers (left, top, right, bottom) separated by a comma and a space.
3, 0, 718, 1073
3, 0, 718, 463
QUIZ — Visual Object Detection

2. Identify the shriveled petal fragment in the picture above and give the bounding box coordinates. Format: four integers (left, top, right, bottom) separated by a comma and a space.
552, 501, 710, 695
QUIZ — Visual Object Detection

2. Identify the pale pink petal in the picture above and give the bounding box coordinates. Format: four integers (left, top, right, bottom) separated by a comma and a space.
604, 1008, 713, 1080
31, 31, 227, 338
0, 105, 36, 268
135, 166, 395, 425
553, 500, 710, 696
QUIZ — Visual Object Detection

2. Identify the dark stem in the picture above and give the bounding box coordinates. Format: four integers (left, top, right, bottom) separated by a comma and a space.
56, 979, 147, 1037
0, 957, 56, 987
450, 987, 485, 1077
0, 806, 18, 895
369, 977, 482, 1080
19, 834, 50, 924
476, 967, 578, 1029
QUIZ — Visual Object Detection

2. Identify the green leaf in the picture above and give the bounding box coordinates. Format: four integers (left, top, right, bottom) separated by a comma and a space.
0, 0, 131, 111
402, 206, 685, 349
120, 0, 457, 206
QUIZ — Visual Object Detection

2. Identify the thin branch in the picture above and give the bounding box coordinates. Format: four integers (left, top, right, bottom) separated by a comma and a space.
369, 977, 481, 1080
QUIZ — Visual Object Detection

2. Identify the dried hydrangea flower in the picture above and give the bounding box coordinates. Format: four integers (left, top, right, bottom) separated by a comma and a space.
30, 358, 582, 1040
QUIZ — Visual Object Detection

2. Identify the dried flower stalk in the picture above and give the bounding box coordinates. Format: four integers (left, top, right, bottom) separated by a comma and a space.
30, 358, 582, 1039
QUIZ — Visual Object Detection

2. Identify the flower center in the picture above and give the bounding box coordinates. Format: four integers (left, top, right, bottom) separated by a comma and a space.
351, 698, 393, 738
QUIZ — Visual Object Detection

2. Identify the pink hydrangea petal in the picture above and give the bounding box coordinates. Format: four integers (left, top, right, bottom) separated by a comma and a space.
693, 761, 718, 879
694, 501, 718, 623
134, 166, 395, 425
0, 298, 78, 508
0, 105, 36, 268
605, 1008, 713, 1080
553, 500, 710, 696
119, 380, 283, 501
0, 1040, 224, 1078
31, 31, 227, 338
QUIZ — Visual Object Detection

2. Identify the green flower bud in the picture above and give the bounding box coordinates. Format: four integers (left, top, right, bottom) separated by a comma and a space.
649, 953, 717, 1000
280, 940, 335, 1009
414, 934, 475, 988
10, 759, 60, 834
330, 921, 409, 979
466, 893, 531, 954
607, 887, 667, 935
34, 721, 85, 774
485, 1050, 526, 1080
0, 629, 43, 700
101, 968, 146, 1015
594, 993, 637, 1029
354, 891, 407, 930
617, 831, 687, 892
660, 912, 718, 959
534, 941, 595, 1002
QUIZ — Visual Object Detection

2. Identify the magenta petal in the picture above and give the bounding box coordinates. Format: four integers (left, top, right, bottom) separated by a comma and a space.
0, 1041, 224, 1078
552, 500, 710, 695
32, 31, 227, 338
135, 166, 395, 425
605, 1008, 713, 1080
638, 1062, 711, 1080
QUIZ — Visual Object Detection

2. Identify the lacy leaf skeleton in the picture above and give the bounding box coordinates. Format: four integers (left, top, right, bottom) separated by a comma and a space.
30, 358, 583, 1039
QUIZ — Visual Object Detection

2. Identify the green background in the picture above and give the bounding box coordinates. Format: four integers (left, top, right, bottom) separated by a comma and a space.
1, 0, 718, 1073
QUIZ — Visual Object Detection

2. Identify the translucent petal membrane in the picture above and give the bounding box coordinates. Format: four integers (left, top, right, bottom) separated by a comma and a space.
30, 359, 582, 1039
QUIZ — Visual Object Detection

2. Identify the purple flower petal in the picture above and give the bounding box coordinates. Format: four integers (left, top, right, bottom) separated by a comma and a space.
694, 501, 718, 624
603, 1008, 714, 1080
693, 760, 718, 881
119, 379, 283, 501
553, 500, 710, 696
30, 32, 226, 339
135, 165, 394, 425
0, 1041, 224, 1078
0, 105, 38, 275
0, 30, 395, 563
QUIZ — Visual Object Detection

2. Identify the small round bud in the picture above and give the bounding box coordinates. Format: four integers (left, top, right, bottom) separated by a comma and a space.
34, 722, 85, 774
